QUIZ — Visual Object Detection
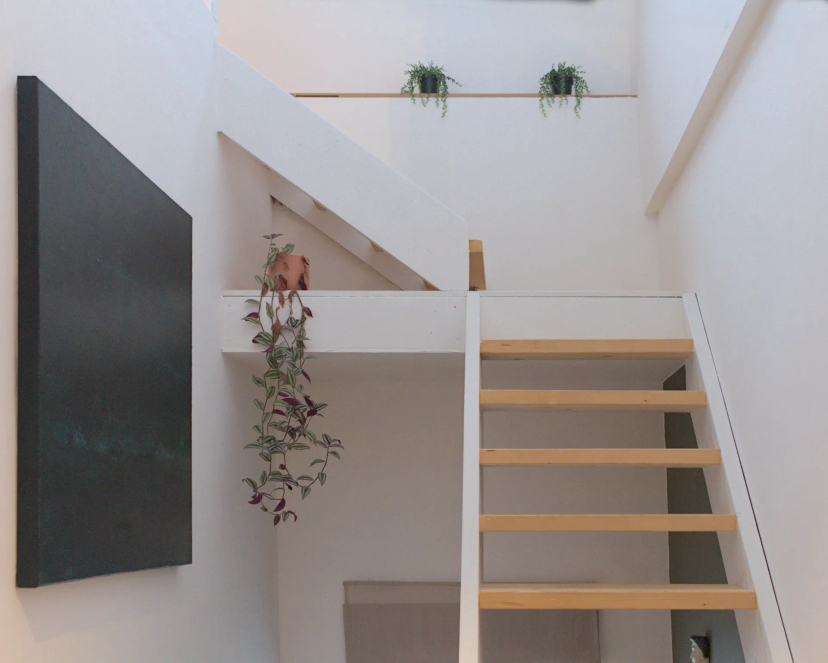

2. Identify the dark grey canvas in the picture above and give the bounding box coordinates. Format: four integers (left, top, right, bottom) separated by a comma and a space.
16, 76, 192, 587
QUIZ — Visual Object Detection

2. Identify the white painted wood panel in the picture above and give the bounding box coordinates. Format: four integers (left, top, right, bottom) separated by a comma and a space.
480, 294, 689, 340
222, 291, 465, 354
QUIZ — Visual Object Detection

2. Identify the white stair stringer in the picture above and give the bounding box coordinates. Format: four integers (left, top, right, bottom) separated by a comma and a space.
214, 46, 469, 291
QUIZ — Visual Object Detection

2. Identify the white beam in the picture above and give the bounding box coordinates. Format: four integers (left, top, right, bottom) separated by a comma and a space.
644, 0, 773, 215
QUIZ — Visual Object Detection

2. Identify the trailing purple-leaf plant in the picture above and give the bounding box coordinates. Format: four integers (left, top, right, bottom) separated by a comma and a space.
242, 234, 343, 526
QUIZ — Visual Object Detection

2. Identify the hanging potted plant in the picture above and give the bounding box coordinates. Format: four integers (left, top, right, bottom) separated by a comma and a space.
539, 62, 590, 118
242, 234, 342, 526
401, 61, 462, 118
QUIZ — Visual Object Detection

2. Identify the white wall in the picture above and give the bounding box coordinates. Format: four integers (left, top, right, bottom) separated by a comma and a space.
301, 98, 659, 292
637, 0, 748, 208
1, 1, 281, 661
271, 370, 465, 663
219, 0, 637, 95
654, 1, 828, 660
219, 0, 660, 292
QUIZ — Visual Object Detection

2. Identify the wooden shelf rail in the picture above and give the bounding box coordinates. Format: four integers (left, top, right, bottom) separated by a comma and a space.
481, 339, 694, 361
292, 93, 637, 99
479, 584, 757, 611
479, 514, 737, 532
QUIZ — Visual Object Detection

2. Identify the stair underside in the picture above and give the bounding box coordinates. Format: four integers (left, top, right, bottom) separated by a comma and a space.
479, 514, 737, 532
480, 448, 721, 467
480, 390, 707, 412
479, 584, 757, 610
480, 339, 694, 360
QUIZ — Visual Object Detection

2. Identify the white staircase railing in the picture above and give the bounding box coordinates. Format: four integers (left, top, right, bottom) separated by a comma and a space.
683, 294, 794, 663
457, 292, 793, 663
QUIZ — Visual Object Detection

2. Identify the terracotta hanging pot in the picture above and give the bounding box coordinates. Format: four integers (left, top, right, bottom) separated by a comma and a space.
268, 254, 310, 291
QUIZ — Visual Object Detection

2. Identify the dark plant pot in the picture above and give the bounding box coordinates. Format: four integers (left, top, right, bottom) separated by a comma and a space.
548, 75, 574, 95
419, 74, 440, 94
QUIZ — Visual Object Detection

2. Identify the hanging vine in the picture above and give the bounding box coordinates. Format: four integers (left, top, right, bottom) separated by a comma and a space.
242, 234, 342, 525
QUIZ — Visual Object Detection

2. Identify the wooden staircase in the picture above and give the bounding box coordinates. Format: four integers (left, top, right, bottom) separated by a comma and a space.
472, 337, 757, 613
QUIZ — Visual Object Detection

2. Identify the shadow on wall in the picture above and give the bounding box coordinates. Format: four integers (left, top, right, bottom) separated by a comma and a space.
664, 367, 746, 663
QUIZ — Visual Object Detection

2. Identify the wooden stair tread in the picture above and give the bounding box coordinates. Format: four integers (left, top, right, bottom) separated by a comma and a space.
479, 583, 757, 610
480, 390, 707, 412
479, 514, 737, 532
480, 448, 721, 467
481, 339, 694, 360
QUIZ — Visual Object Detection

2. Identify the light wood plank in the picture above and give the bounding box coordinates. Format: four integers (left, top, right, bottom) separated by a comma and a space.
479, 584, 757, 610
480, 448, 722, 467
469, 239, 486, 291
292, 93, 638, 99
480, 390, 707, 412
480, 338, 693, 360
479, 514, 737, 532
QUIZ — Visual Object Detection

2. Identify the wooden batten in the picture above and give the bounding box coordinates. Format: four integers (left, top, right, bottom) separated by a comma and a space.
480, 338, 694, 360
469, 239, 486, 291
480, 389, 707, 412
479, 448, 722, 467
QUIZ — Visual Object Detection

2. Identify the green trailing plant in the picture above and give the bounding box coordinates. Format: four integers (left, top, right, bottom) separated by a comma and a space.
539, 62, 590, 118
401, 61, 461, 118
242, 234, 343, 526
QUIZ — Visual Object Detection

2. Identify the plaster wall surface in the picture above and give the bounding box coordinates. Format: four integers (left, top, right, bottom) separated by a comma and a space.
219, 0, 638, 95
654, 1, 828, 660
269, 372, 464, 663
0, 1, 281, 661
636, 0, 748, 207
219, 0, 659, 292
299, 98, 658, 292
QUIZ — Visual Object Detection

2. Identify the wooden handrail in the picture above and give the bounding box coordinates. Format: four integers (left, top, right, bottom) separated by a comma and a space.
469, 240, 486, 291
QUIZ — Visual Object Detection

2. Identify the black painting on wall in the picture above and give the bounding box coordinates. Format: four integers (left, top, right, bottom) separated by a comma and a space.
17, 77, 193, 587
